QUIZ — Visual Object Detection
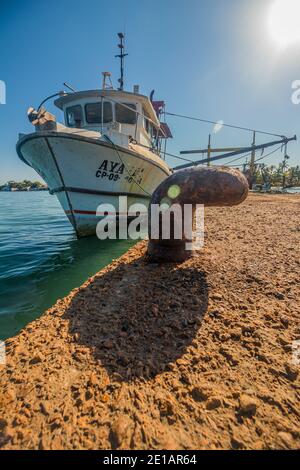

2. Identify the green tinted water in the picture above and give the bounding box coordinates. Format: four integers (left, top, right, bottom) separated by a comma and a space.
0, 192, 135, 339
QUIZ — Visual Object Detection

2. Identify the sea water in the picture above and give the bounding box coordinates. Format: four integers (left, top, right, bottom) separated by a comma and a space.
0, 192, 135, 340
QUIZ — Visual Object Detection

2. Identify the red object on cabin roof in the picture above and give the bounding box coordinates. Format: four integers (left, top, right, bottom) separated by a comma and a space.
152, 100, 165, 116
151, 100, 172, 138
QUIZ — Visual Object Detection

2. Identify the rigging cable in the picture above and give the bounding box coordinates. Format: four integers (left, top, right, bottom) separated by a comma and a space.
129, 139, 194, 164
223, 151, 252, 166
165, 112, 285, 139
224, 145, 283, 168
254, 145, 283, 164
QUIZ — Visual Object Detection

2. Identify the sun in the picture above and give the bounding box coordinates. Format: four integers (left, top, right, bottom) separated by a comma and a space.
268, 0, 300, 47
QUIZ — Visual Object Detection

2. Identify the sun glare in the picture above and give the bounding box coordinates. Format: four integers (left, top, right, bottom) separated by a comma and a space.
268, 0, 300, 47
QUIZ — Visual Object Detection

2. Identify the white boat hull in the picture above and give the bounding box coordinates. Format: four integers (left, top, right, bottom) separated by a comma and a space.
17, 132, 171, 237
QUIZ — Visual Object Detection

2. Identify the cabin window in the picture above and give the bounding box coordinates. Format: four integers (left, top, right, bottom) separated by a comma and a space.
144, 119, 154, 137
144, 117, 150, 134
66, 105, 83, 127
85, 101, 113, 124
85, 102, 113, 124
143, 107, 153, 136
86, 103, 100, 124
115, 103, 137, 124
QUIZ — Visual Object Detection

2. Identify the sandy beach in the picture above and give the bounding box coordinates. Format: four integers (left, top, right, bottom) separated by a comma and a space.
0, 193, 299, 450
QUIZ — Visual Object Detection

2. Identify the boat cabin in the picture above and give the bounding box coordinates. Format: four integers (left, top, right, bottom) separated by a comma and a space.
54, 89, 166, 151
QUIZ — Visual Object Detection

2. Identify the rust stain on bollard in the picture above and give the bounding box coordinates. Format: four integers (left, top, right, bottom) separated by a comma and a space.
147, 166, 249, 263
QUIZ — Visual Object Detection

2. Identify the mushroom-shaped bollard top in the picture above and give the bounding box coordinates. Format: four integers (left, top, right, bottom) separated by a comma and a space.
147, 166, 249, 263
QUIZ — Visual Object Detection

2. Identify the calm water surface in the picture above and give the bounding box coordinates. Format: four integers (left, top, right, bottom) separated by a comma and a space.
0, 192, 135, 340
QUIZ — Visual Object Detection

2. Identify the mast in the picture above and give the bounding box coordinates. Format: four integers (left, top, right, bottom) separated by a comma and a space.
250, 131, 256, 178
207, 134, 211, 167
115, 32, 128, 91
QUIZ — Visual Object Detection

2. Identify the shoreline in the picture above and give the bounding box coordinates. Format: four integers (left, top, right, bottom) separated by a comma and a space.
0, 188, 299, 192
0, 189, 48, 192
0, 193, 299, 450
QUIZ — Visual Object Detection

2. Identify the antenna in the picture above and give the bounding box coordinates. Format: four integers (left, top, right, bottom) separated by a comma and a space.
115, 32, 128, 91
63, 82, 77, 93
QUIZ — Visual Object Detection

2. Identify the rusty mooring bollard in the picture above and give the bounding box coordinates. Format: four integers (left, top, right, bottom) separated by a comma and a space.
147, 166, 249, 263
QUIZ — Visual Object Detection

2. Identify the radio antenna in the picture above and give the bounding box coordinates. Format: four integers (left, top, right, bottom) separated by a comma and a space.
115, 32, 128, 91
63, 82, 77, 93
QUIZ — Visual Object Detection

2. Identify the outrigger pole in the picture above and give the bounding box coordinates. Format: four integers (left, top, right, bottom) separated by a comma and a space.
174, 135, 297, 170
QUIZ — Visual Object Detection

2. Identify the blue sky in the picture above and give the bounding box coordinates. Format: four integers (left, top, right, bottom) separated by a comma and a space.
0, 0, 299, 184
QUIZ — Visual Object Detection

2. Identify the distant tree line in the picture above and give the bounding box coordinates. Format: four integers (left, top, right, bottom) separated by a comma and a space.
252, 163, 300, 188
0, 180, 47, 191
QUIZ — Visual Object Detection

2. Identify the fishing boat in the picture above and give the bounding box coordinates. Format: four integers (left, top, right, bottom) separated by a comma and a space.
17, 34, 297, 238
17, 34, 172, 237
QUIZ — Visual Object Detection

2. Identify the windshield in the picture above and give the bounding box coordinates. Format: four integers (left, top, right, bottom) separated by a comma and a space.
66, 105, 83, 127
85, 102, 113, 124
115, 103, 137, 124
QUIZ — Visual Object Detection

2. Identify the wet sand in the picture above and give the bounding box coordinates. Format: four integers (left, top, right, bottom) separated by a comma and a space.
0, 193, 299, 450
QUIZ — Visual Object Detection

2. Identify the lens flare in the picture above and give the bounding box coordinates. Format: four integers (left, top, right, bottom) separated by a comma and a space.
213, 120, 224, 134
268, 0, 300, 47
167, 184, 181, 199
